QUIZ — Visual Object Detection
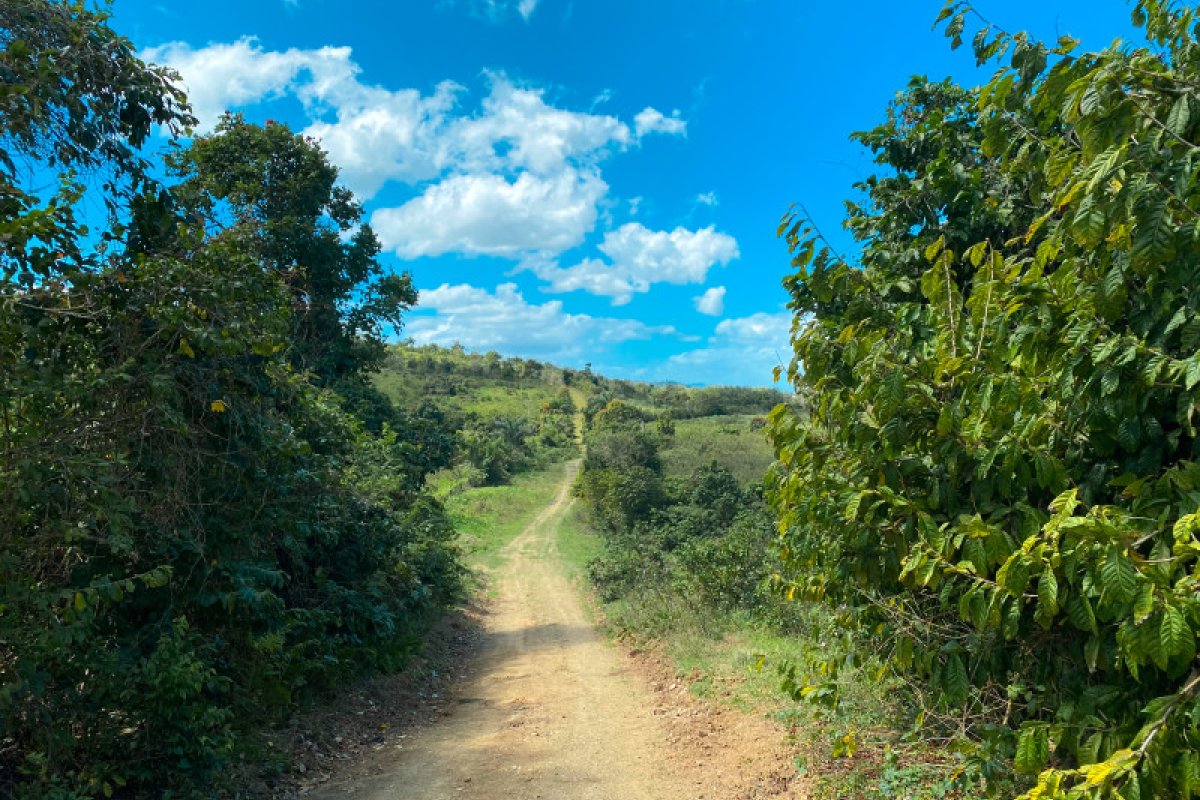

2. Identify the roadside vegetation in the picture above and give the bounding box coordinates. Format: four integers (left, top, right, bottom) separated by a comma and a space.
766, 3, 1200, 799
571, 392, 973, 797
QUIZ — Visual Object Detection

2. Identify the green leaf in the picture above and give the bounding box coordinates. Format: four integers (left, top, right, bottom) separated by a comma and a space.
1186, 357, 1200, 390
1133, 583, 1155, 623
1161, 605, 1193, 658
1085, 636, 1101, 672
998, 554, 1032, 597
943, 653, 969, 704
1066, 593, 1099, 633
1071, 196, 1107, 247
924, 234, 946, 261
1132, 193, 1175, 269
1015, 724, 1051, 774
1036, 567, 1060, 625
1102, 547, 1138, 605
1167, 94, 1191, 136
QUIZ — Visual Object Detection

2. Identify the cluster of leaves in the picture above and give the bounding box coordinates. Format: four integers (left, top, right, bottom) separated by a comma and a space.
577, 400, 784, 624
0, 4, 461, 797
769, 3, 1200, 797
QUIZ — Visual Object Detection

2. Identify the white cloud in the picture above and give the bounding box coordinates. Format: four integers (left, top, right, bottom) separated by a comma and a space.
694, 286, 725, 316
634, 107, 687, 138
146, 40, 693, 260
449, 77, 631, 175
143, 38, 357, 130
657, 311, 794, 386
371, 170, 606, 259
535, 223, 739, 304
454, 0, 541, 22
407, 282, 674, 362
696, 191, 718, 207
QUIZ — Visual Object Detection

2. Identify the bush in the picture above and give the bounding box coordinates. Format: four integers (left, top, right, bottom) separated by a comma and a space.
768, 6, 1200, 796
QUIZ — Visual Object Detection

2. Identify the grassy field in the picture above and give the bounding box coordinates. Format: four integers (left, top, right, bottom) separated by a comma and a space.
660, 414, 775, 486
443, 460, 572, 571
372, 370, 563, 423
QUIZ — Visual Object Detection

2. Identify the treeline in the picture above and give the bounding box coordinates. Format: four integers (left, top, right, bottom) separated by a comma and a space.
768, 3, 1200, 798
0, 4, 459, 798
385, 342, 569, 385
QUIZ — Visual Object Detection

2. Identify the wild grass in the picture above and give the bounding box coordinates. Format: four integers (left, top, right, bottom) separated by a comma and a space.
660, 414, 775, 486
444, 460, 570, 571
372, 370, 561, 424
554, 501, 605, 585
601, 588, 978, 798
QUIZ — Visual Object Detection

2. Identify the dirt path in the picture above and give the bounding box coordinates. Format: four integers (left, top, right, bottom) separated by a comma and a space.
311, 460, 800, 800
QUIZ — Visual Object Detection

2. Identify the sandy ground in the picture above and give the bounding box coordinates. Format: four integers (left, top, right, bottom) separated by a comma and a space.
307, 460, 802, 800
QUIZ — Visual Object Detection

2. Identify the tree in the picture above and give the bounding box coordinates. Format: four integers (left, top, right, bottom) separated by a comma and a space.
0, 6, 459, 797
1, 0, 192, 284
168, 114, 416, 382
769, 2, 1200, 796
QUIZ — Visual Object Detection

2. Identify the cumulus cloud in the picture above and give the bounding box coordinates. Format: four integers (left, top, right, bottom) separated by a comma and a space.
406, 282, 675, 361
142, 38, 357, 130
451, 78, 631, 175
633, 107, 687, 138
535, 223, 739, 304
658, 311, 794, 386
145, 41, 693, 259
693, 286, 725, 316
371, 170, 606, 259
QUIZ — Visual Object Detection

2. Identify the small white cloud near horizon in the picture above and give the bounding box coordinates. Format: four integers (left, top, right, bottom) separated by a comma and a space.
448, 0, 541, 22
406, 282, 676, 362
534, 223, 738, 305
693, 286, 725, 316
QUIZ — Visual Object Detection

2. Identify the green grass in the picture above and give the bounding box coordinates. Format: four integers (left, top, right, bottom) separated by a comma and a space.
660, 414, 775, 486
444, 460, 570, 571
455, 384, 556, 421
372, 370, 560, 424
598, 591, 973, 798
554, 501, 604, 584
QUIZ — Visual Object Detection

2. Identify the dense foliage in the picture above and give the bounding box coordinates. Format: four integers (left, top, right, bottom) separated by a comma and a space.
375, 343, 580, 486
0, 4, 461, 797
769, 2, 1200, 796
577, 400, 786, 628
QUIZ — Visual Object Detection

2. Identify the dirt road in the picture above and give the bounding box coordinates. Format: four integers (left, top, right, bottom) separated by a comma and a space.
312, 460, 798, 800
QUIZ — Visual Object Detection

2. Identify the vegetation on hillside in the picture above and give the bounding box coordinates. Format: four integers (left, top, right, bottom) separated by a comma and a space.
374, 343, 579, 488
769, 2, 1200, 797
573, 393, 793, 640
0, 5, 461, 797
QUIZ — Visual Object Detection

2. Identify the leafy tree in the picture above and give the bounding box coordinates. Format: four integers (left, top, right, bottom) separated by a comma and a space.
168, 114, 416, 382
0, 5, 459, 797
769, 2, 1200, 796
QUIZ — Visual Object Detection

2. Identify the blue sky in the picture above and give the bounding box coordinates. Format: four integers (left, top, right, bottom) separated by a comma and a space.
116, 0, 1139, 386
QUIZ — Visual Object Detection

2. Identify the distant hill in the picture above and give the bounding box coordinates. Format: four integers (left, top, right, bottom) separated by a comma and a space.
375, 341, 792, 423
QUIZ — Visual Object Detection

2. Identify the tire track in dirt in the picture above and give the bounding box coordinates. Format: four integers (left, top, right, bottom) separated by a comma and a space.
311, 459, 801, 800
